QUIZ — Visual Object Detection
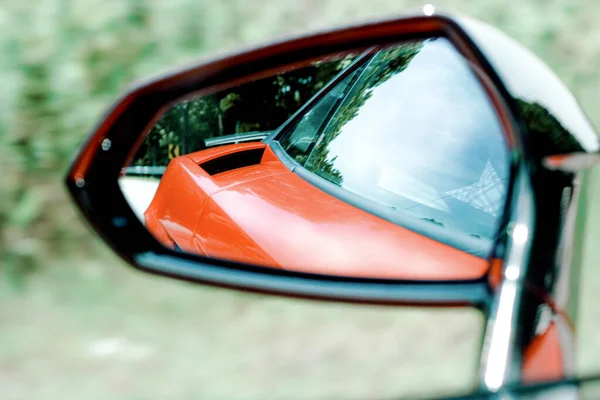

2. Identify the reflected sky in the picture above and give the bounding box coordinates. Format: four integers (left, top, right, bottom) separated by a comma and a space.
317, 38, 510, 239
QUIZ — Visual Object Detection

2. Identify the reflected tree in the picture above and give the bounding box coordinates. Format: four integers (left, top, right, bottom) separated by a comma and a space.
305, 41, 425, 185
132, 56, 356, 166
515, 99, 584, 158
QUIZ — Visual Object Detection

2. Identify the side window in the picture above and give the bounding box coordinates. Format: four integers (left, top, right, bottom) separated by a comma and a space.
280, 69, 360, 164
302, 38, 510, 242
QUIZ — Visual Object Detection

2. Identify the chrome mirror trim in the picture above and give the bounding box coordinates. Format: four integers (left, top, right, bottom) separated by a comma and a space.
480, 167, 536, 391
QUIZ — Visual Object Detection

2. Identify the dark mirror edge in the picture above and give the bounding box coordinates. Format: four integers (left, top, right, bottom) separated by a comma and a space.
65, 14, 519, 306
135, 252, 491, 306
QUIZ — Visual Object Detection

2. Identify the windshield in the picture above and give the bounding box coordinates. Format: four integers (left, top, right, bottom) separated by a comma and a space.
279, 38, 510, 248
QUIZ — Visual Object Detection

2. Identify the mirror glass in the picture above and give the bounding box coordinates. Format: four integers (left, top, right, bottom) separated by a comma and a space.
120, 37, 511, 280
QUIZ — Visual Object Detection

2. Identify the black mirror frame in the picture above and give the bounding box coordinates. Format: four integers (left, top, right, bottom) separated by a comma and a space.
64, 12, 528, 307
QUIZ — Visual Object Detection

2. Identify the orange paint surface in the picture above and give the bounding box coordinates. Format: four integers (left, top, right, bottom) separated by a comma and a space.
521, 321, 565, 383
145, 143, 490, 280
488, 258, 504, 289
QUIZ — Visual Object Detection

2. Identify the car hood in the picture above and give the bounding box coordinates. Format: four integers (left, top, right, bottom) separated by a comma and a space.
193, 145, 488, 280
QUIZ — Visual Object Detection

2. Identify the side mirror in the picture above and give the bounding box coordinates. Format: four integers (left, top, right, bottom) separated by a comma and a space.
128, 37, 511, 280
65, 10, 599, 396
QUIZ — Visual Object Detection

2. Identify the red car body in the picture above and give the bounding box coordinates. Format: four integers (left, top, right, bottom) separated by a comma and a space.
144, 142, 488, 280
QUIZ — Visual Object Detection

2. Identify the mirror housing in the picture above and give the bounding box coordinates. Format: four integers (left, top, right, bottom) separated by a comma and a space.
65, 11, 598, 305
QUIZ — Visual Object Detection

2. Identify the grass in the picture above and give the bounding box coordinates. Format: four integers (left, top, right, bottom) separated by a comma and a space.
0, 252, 484, 399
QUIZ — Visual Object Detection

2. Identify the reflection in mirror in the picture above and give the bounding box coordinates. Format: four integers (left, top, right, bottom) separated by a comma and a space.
119, 37, 511, 280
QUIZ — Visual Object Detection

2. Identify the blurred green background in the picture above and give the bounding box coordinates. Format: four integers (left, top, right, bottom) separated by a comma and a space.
1, 0, 599, 399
